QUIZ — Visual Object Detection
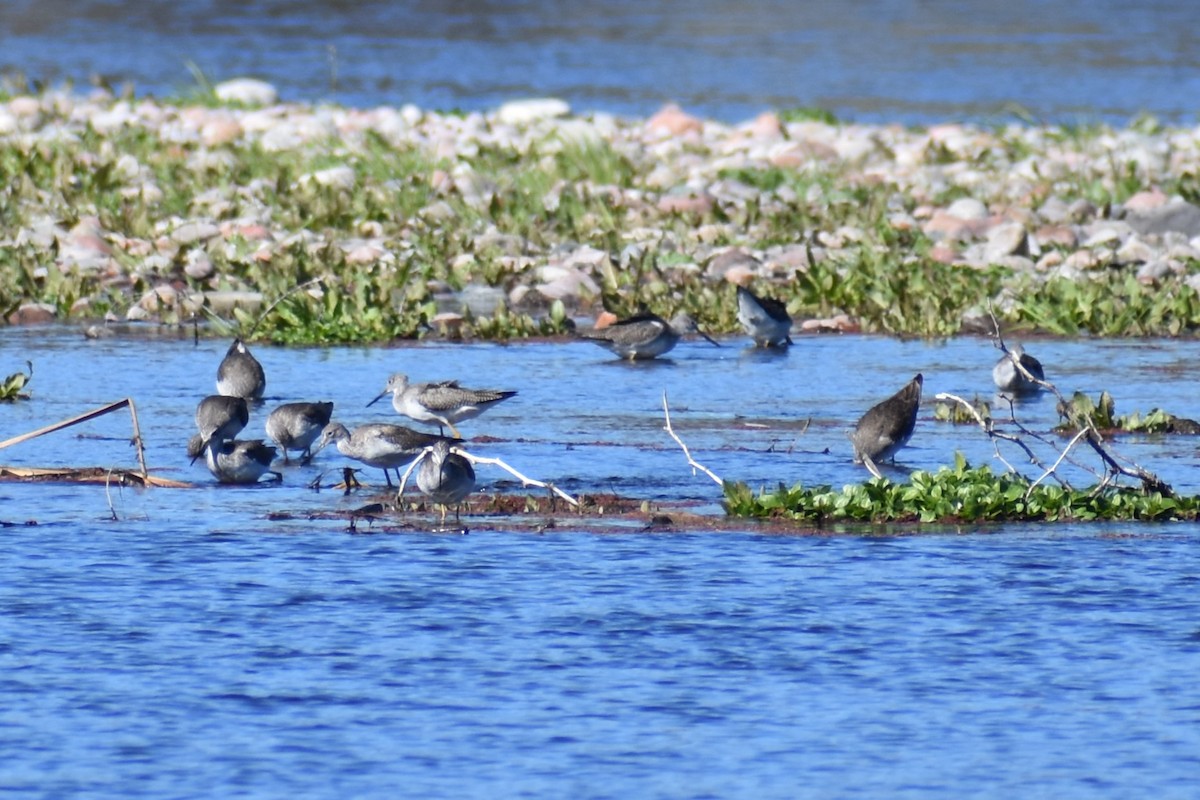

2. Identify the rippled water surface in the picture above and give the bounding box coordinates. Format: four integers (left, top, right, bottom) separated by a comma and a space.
2, 328, 1200, 797
2, 0, 1199, 124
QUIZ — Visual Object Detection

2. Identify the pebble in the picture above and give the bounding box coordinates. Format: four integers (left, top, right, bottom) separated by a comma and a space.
214, 78, 278, 106
496, 98, 570, 125
7, 90, 1200, 338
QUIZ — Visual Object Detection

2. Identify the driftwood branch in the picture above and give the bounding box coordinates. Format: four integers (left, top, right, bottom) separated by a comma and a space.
662, 391, 724, 486
0, 398, 150, 481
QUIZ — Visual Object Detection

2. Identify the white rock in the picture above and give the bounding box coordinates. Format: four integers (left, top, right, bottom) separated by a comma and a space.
172, 221, 221, 245
1115, 235, 1160, 265
301, 165, 356, 191
946, 197, 988, 220
214, 78, 278, 106
984, 222, 1028, 261
496, 98, 570, 125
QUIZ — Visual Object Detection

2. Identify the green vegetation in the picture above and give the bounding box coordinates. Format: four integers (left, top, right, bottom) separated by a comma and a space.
1055, 391, 1200, 435
723, 454, 1196, 524
0, 362, 31, 401
4, 94, 1200, 343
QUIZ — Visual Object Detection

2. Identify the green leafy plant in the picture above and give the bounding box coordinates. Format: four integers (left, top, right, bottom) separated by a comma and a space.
723, 453, 1199, 525
0, 361, 32, 401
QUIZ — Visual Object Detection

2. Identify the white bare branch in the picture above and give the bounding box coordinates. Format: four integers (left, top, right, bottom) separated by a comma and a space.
662, 392, 724, 487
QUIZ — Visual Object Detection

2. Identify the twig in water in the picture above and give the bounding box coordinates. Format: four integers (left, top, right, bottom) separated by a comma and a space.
396, 447, 580, 508
1025, 427, 1089, 498
662, 392, 724, 487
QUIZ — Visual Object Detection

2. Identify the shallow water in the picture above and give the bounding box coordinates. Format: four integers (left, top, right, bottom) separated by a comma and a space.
2, 328, 1200, 797
3, 0, 1199, 124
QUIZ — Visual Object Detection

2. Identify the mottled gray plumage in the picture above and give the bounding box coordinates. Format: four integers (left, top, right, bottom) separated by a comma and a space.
216, 339, 266, 400
368, 373, 516, 437
851, 374, 923, 470
204, 438, 280, 484
416, 439, 476, 525
315, 421, 458, 486
192, 394, 249, 464
580, 312, 719, 360
265, 401, 334, 463
736, 286, 792, 347
992, 345, 1045, 395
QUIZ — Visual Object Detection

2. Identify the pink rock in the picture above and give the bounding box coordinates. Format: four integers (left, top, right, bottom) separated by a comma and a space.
926, 209, 974, 241
201, 118, 243, 147
928, 243, 958, 264
8, 302, 56, 324
645, 104, 703, 137
593, 311, 619, 330
346, 244, 385, 265
747, 112, 783, 138
1035, 225, 1077, 248
1124, 188, 1169, 214
657, 193, 713, 215
770, 140, 838, 167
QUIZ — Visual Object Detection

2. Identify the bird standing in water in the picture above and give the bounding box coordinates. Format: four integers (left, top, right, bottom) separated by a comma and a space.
191, 394, 249, 464
992, 344, 1045, 395
416, 439, 476, 526
368, 373, 516, 438
850, 374, 923, 478
217, 339, 266, 400
736, 286, 793, 347
579, 311, 719, 360
265, 401, 335, 464
314, 421, 459, 486
203, 438, 280, 484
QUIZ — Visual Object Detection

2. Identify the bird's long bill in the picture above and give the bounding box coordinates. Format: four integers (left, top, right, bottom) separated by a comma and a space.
366, 390, 388, 408
696, 328, 720, 347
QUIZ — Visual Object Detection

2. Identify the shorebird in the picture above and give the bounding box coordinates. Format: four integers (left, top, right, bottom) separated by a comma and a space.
850, 373, 923, 476
216, 338, 266, 400
203, 438, 281, 484
191, 394, 249, 464
993, 344, 1045, 395
736, 286, 792, 347
368, 374, 516, 438
314, 421, 458, 486
579, 311, 719, 360
265, 401, 335, 464
416, 439, 476, 526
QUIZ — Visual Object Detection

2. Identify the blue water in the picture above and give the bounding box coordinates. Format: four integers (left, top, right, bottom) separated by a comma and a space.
2, 0, 1199, 124
2, 329, 1200, 796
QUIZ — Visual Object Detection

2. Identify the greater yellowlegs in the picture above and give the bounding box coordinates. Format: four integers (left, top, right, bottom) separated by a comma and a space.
993, 345, 1045, 394
416, 439, 476, 525
265, 401, 335, 464
736, 286, 793, 347
367, 374, 516, 438
314, 421, 458, 486
217, 338, 266, 400
851, 373, 923, 471
203, 438, 280, 484
579, 312, 719, 360
192, 394, 249, 464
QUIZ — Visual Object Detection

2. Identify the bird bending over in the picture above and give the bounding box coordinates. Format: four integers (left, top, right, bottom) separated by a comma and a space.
992, 345, 1045, 395
191, 394, 249, 464
416, 439, 476, 526
217, 338, 266, 400
579, 312, 719, 360
204, 439, 280, 484
314, 421, 459, 486
850, 373, 923, 477
368, 373, 516, 438
736, 286, 793, 347
265, 401, 335, 464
